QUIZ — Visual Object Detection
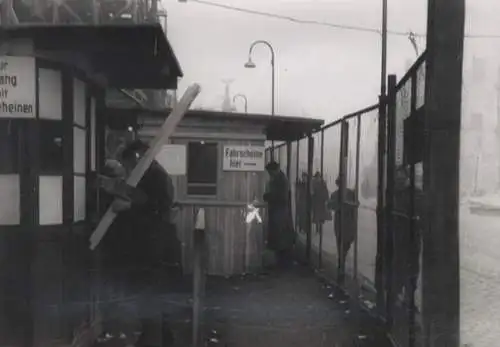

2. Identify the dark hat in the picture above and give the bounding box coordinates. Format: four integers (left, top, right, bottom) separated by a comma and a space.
265, 161, 280, 171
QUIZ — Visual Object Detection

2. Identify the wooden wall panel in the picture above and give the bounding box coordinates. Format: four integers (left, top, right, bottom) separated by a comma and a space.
170, 135, 268, 276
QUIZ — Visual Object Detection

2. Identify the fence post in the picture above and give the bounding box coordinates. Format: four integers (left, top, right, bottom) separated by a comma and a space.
318, 130, 325, 269
192, 207, 206, 347
375, 96, 387, 316
305, 135, 314, 264
353, 114, 362, 321
338, 120, 349, 286
295, 141, 300, 234
286, 142, 292, 180
385, 74, 398, 328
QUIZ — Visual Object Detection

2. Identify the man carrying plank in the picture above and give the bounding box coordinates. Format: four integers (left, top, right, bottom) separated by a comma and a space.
106, 140, 181, 281
90, 84, 200, 251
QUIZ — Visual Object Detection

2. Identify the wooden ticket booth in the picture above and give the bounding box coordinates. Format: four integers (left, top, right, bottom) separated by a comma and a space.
105, 107, 324, 276
0, 24, 182, 346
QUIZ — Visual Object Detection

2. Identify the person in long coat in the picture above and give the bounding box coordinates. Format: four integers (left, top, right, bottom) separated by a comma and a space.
295, 172, 309, 233
327, 176, 357, 283
391, 165, 423, 308
101, 140, 182, 289
311, 171, 331, 230
263, 161, 295, 268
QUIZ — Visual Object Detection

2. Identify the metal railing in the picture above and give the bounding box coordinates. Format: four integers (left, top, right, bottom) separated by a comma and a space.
264, 50, 427, 347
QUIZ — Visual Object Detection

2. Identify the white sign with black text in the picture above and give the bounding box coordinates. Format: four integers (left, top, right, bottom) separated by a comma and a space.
0, 56, 35, 118
223, 145, 265, 172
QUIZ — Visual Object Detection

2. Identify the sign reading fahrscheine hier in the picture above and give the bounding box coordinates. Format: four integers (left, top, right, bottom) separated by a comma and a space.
0, 57, 35, 118
223, 145, 265, 172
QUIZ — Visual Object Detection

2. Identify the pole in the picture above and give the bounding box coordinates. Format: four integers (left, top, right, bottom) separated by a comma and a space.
375, 0, 388, 317
271, 52, 276, 153
246, 40, 276, 159
381, 0, 388, 97
422, 0, 464, 345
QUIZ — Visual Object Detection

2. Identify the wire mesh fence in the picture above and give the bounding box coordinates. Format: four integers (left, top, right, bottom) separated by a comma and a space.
260, 51, 427, 347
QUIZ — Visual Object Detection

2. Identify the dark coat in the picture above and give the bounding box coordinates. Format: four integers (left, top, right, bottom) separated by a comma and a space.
295, 180, 308, 231
327, 188, 357, 255
102, 161, 180, 269
311, 177, 331, 224
263, 171, 295, 252
392, 185, 424, 296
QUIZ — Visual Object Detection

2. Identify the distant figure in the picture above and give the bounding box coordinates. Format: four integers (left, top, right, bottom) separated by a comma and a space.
311, 171, 331, 232
327, 176, 358, 283
295, 172, 309, 233
391, 165, 423, 307
263, 161, 295, 269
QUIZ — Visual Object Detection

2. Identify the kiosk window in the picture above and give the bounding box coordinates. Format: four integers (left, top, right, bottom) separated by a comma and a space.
39, 120, 64, 174
187, 142, 217, 196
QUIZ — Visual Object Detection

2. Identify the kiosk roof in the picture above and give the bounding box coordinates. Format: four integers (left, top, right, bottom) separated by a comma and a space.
0, 24, 182, 89
107, 107, 325, 142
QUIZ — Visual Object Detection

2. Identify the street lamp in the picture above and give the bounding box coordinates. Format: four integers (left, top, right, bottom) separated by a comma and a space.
233, 93, 248, 114
244, 40, 276, 155
408, 31, 419, 57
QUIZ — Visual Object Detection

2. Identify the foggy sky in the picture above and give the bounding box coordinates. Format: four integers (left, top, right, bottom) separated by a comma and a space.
163, 0, 500, 122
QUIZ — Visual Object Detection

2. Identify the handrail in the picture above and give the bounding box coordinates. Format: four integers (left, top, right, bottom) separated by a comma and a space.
265, 103, 381, 151
177, 200, 266, 209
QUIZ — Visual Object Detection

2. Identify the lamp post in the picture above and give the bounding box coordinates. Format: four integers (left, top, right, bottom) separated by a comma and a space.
244, 40, 276, 155
233, 93, 248, 114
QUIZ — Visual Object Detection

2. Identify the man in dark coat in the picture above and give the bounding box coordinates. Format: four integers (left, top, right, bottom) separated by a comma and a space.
311, 171, 331, 231
101, 140, 182, 289
263, 161, 295, 268
119, 140, 181, 278
295, 172, 309, 233
391, 165, 424, 308
327, 176, 358, 283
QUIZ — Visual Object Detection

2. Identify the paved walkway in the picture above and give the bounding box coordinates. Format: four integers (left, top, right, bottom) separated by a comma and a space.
202, 264, 390, 347
95, 264, 391, 346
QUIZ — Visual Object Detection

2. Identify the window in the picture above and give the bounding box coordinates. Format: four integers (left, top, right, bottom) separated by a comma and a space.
39, 120, 64, 174
73, 78, 86, 127
187, 142, 218, 196
38, 68, 62, 120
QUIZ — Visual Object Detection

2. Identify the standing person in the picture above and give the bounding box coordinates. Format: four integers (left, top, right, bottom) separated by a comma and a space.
327, 176, 357, 283
391, 166, 424, 307
100, 140, 182, 293
296, 172, 309, 234
117, 140, 182, 284
311, 171, 331, 233
263, 161, 295, 269
97, 159, 129, 300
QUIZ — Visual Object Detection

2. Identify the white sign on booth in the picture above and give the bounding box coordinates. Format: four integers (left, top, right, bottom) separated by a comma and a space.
155, 144, 187, 176
0, 56, 35, 118
223, 145, 265, 172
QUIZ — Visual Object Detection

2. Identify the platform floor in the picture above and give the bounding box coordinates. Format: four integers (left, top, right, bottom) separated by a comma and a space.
98, 263, 391, 346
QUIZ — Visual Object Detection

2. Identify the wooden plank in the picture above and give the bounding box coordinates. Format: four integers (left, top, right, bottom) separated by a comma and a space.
89, 84, 201, 250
